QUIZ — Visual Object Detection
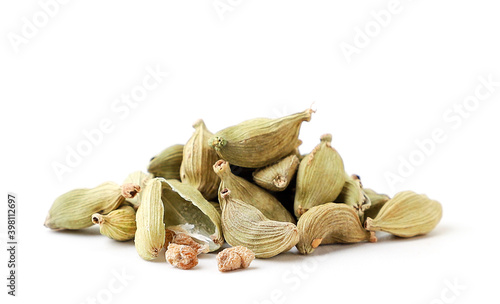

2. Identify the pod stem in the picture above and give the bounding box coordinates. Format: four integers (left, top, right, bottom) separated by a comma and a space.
92, 213, 104, 225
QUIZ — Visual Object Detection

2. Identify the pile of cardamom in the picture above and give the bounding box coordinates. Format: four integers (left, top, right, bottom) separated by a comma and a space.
45, 108, 443, 271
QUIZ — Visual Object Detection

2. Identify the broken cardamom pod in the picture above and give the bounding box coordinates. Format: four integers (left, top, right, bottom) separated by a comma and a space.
214, 159, 295, 223
335, 174, 371, 222
45, 182, 140, 230
294, 134, 346, 218
123, 171, 153, 209
148, 144, 184, 180
209, 108, 314, 168
219, 188, 299, 258
92, 205, 137, 241
252, 154, 299, 192
180, 119, 220, 200
365, 191, 442, 237
297, 203, 376, 255
135, 178, 166, 260
162, 179, 224, 252
363, 188, 390, 220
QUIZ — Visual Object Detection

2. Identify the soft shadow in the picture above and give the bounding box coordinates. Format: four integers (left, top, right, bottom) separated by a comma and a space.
47, 225, 102, 236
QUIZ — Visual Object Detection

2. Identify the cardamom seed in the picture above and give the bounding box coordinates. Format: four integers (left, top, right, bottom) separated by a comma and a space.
214, 159, 295, 223
297, 203, 376, 254
294, 134, 346, 218
180, 119, 220, 200
148, 144, 184, 180
365, 191, 442, 237
92, 205, 136, 241
45, 182, 139, 230
209, 108, 314, 168
219, 188, 299, 258
252, 154, 299, 192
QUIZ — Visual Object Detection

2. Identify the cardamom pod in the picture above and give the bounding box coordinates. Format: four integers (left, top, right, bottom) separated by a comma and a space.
297, 203, 376, 254
252, 154, 299, 192
363, 188, 390, 220
365, 191, 442, 237
294, 134, 346, 218
162, 179, 224, 252
92, 205, 136, 241
45, 182, 139, 230
219, 188, 299, 258
209, 108, 314, 168
135, 178, 166, 260
148, 144, 184, 180
335, 174, 371, 221
180, 119, 220, 200
214, 159, 295, 223
123, 171, 153, 209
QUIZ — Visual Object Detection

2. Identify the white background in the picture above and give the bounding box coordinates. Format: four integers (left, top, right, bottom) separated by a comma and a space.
1, 1, 499, 304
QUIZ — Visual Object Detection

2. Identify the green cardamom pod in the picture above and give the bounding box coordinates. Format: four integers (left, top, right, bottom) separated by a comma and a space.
214, 159, 295, 223
162, 179, 224, 252
180, 119, 220, 200
297, 203, 376, 254
219, 188, 299, 258
294, 134, 346, 218
135, 178, 166, 260
365, 191, 442, 237
123, 171, 153, 209
45, 182, 140, 230
252, 154, 299, 192
148, 144, 184, 180
209, 108, 314, 168
363, 188, 390, 221
92, 205, 136, 241
335, 174, 371, 222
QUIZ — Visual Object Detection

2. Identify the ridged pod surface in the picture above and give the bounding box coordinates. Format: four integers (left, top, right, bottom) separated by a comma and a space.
209, 108, 313, 168
180, 119, 220, 200
294, 134, 345, 218
363, 188, 390, 221
92, 205, 137, 241
220, 188, 299, 258
296, 203, 376, 254
252, 154, 299, 192
148, 144, 184, 180
214, 159, 295, 223
365, 191, 442, 237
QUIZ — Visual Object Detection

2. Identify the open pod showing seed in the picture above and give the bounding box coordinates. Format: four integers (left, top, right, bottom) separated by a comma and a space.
161, 179, 224, 252
135, 178, 166, 260
252, 154, 300, 192
219, 188, 299, 259
363, 188, 390, 221
335, 174, 371, 222
45, 182, 140, 230
180, 119, 220, 200
123, 171, 153, 209
297, 203, 376, 255
148, 144, 184, 180
209, 108, 314, 168
365, 191, 442, 238
214, 159, 295, 223
92, 205, 137, 241
294, 134, 346, 218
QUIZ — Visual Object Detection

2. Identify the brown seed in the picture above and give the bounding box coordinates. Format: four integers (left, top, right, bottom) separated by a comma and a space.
217, 246, 255, 272
165, 243, 199, 270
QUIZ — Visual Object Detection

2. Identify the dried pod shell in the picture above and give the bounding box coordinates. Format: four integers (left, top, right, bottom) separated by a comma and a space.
294, 134, 346, 218
365, 191, 442, 238
148, 144, 184, 180
214, 160, 295, 223
180, 119, 220, 200
162, 179, 224, 252
45, 182, 136, 230
335, 174, 371, 221
297, 203, 376, 254
252, 154, 300, 192
134, 178, 166, 260
217, 246, 255, 272
209, 108, 313, 168
165, 243, 198, 270
92, 205, 136, 241
123, 171, 153, 209
363, 188, 390, 220
220, 188, 299, 259
165, 230, 209, 254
